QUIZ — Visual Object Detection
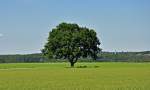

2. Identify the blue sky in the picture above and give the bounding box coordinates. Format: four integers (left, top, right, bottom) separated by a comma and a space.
0, 0, 150, 54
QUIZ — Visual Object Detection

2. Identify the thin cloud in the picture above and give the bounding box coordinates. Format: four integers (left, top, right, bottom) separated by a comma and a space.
0, 33, 3, 37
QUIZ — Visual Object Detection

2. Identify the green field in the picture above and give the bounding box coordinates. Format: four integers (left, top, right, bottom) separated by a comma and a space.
0, 63, 150, 90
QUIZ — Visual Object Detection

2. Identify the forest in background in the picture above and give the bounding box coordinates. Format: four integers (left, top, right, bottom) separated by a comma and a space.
0, 51, 150, 63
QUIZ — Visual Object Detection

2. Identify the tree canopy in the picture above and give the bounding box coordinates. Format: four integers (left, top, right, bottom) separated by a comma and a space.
42, 22, 101, 67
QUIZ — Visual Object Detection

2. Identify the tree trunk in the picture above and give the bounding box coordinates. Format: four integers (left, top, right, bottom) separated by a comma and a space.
70, 61, 75, 67
69, 57, 78, 67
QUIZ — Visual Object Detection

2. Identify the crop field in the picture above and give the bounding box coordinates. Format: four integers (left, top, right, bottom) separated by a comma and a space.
0, 62, 150, 90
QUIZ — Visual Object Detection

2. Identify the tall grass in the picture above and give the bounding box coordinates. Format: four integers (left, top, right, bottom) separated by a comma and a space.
0, 62, 149, 90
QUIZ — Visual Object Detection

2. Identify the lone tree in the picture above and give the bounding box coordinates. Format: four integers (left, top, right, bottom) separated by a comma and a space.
42, 22, 101, 67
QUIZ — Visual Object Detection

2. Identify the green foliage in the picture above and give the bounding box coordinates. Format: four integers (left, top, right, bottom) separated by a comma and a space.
42, 22, 101, 67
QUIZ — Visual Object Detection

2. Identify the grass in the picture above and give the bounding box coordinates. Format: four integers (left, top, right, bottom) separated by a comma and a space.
0, 62, 150, 90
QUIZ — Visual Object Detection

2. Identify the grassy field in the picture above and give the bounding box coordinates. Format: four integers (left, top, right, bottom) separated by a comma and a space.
0, 62, 150, 90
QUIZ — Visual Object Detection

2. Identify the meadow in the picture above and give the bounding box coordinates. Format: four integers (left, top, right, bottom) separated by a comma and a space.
0, 62, 149, 90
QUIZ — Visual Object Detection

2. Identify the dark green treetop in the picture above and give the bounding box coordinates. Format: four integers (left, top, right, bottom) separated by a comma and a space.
42, 22, 101, 67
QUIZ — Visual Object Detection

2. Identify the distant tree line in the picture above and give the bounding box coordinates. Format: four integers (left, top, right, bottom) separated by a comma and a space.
97, 51, 150, 62
0, 53, 46, 63
0, 51, 150, 63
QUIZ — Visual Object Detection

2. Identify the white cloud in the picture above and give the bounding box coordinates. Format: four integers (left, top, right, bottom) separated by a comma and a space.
0, 33, 3, 37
